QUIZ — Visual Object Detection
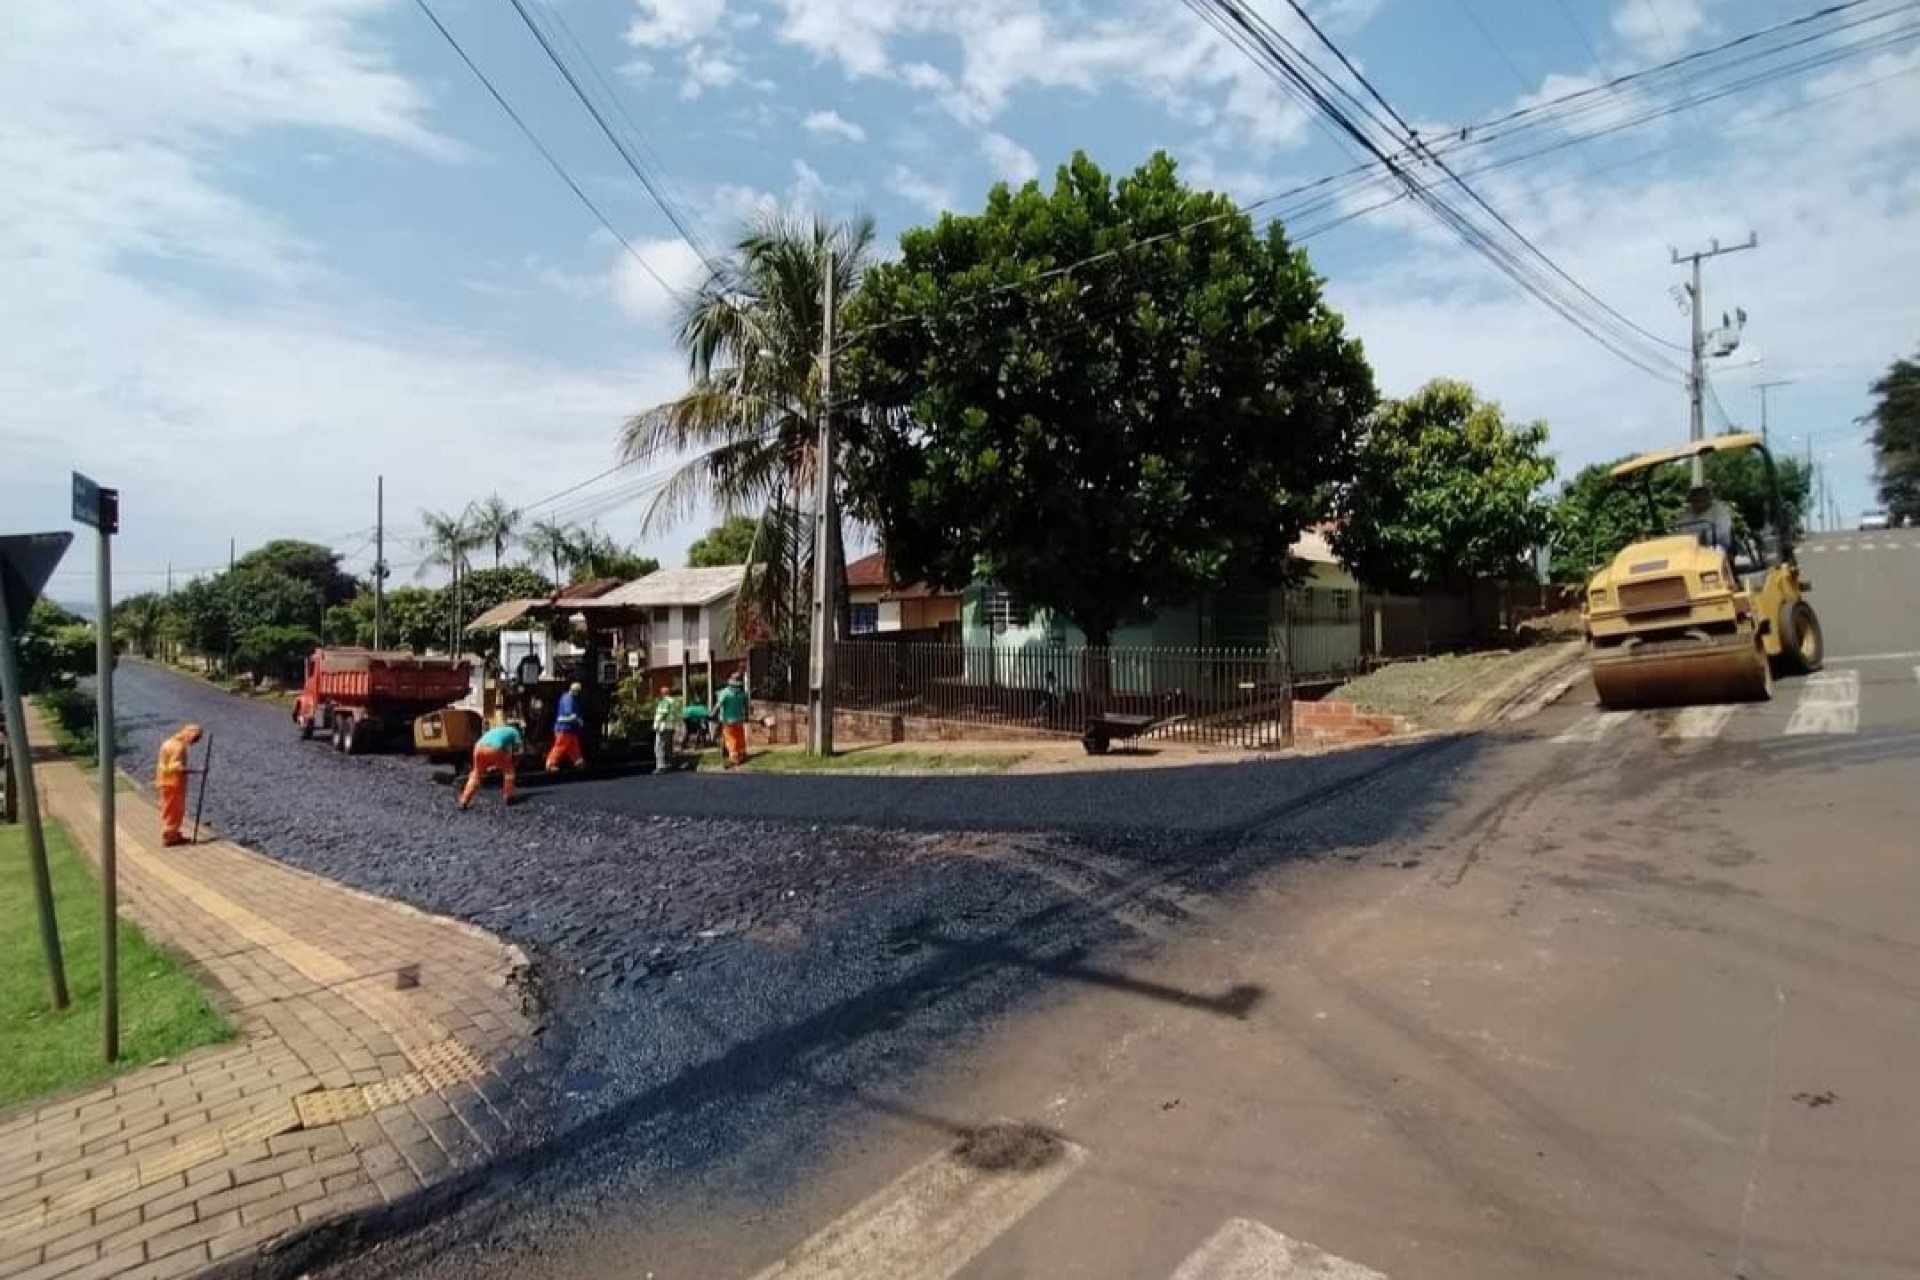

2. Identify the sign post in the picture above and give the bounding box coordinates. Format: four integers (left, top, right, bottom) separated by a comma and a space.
0, 531, 76, 1010
74, 473, 122, 1061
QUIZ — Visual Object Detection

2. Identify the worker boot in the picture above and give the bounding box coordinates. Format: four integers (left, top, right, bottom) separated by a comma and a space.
162, 833, 189, 847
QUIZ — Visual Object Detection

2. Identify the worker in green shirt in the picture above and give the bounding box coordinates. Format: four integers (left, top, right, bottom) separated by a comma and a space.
714, 671, 750, 768
651, 684, 679, 774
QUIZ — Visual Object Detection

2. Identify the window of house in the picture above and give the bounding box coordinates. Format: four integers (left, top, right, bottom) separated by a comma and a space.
1332, 589, 1353, 619
983, 586, 1029, 631
683, 608, 699, 649
850, 603, 879, 634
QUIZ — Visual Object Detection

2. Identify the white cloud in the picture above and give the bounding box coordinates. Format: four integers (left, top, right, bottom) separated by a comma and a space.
679, 45, 745, 99
979, 130, 1039, 184
1610, 0, 1707, 60
609, 238, 709, 322
1, 0, 692, 582
626, 0, 727, 49
768, 0, 1322, 154
803, 109, 868, 143
891, 165, 953, 214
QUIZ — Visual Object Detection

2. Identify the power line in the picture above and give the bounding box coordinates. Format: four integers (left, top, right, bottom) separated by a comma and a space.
410, 0, 681, 295
503, 0, 719, 271
1182, 0, 1686, 382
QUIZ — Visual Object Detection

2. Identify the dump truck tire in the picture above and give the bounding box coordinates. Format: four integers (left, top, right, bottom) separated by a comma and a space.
1774, 601, 1823, 676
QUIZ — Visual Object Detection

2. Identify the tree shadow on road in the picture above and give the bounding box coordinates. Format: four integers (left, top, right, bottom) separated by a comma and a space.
289, 733, 1488, 1279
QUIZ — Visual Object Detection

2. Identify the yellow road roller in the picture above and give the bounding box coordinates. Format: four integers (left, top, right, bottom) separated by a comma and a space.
1583, 433, 1822, 710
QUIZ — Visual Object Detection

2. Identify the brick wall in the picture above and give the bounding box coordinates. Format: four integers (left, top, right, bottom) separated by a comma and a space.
1291, 698, 1403, 746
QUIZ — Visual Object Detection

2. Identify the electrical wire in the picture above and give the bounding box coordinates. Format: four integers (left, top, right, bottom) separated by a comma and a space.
410, 0, 682, 295
504, 0, 719, 272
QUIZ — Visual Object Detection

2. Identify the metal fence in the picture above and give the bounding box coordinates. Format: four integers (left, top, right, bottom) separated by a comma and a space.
751, 641, 1294, 748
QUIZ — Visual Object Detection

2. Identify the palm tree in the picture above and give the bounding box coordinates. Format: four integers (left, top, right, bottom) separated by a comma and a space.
618, 208, 874, 644
418, 507, 483, 652
470, 493, 522, 570
524, 518, 575, 586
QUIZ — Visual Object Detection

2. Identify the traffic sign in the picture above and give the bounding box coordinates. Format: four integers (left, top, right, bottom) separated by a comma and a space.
72, 472, 119, 534
0, 532, 74, 632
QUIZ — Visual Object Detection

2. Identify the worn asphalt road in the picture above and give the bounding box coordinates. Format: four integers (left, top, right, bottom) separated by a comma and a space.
111, 526, 1919, 1278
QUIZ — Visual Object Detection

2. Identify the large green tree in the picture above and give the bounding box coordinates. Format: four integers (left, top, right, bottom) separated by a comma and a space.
16, 600, 95, 693
231, 540, 358, 607
686, 515, 761, 567
846, 151, 1375, 646
1331, 379, 1556, 592
1868, 349, 1919, 523
619, 209, 874, 644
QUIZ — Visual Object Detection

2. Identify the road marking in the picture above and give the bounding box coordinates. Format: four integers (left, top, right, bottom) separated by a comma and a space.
1859, 542, 1879, 551
1551, 710, 1632, 744
1169, 1219, 1388, 1280
748, 1127, 1087, 1280
1785, 670, 1859, 736
1803, 544, 1824, 553
1661, 705, 1736, 740
1826, 650, 1920, 663
1833, 543, 1853, 552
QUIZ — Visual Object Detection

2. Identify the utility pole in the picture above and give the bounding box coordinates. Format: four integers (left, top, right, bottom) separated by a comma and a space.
374, 476, 386, 651
1673, 234, 1758, 483
1755, 379, 1793, 446
807, 246, 838, 756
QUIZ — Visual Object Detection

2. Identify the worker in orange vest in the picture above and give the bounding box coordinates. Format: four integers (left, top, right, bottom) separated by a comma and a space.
544, 681, 587, 772
156, 724, 203, 846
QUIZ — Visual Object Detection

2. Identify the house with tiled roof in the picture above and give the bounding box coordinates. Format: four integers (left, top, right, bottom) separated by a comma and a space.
843, 552, 964, 639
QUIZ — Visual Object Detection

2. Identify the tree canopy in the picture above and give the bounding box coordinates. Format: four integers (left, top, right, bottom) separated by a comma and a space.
1331, 379, 1555, 592
1868, 348, 1919, 523
686, 515, 762, 567
846, 151, 1375, 645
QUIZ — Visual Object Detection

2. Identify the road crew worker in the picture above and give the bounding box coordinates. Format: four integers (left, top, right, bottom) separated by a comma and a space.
1680, 484, 1734, 552
714, 672, 750, 769
652, 684, 679, 774
156, 724, 203, 846
544, 681, 586, 771
461, 722, 525, 810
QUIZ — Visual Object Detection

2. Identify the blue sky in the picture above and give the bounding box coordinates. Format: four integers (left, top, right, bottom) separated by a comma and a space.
7, 0, 1917, 603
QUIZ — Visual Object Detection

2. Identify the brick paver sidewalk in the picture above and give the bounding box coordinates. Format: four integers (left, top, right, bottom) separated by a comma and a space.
1, 711, 539, 1280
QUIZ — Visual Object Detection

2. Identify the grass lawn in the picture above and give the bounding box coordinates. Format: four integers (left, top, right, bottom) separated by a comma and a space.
1, 820, 233, 1110
701, 746, 1029, 774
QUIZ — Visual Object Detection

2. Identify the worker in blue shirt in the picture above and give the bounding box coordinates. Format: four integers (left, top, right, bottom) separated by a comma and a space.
545, 681, 587, 771
460, 722, 525, 809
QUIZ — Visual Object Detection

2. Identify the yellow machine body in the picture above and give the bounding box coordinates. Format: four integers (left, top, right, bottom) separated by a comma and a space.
1582, 434, 1822, 710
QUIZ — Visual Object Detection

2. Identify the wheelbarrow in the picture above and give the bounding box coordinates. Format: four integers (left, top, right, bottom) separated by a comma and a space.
1081, 712, 1187, 755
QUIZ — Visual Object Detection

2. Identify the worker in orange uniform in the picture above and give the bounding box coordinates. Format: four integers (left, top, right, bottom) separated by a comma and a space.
545, 681, 587, 772
156, 724, 204, 846
714, 671, 750, 769
460, 722, 526, 810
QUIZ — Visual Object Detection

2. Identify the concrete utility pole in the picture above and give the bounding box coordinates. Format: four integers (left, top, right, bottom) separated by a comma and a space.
84, 481, 122, 1061
374, 476, 386, 651
1673, 234, 1757, 483
1756, 379, 1793, 446
807, 245, 838, 756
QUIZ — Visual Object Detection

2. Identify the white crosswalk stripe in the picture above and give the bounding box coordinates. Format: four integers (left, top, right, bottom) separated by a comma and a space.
747, 1127, 1087, 1280
1835, 543, 1854, 552
1660, 705, 1737, 740
1551, 710, 1633, 744
1169, 1219, 1388, 1279
1785, 669, 1860, 736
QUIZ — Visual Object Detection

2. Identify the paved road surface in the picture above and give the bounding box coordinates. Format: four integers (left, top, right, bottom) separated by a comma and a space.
342, 526, 1919, 1280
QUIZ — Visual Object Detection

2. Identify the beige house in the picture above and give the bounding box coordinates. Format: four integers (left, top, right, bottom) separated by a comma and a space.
594, 565, 747, 672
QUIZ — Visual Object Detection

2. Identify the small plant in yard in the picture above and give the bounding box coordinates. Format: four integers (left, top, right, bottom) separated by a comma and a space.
2, 821, 233, 1108
33, 687, 99, 764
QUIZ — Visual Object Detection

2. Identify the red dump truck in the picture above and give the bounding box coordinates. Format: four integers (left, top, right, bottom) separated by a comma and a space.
293, 648, 472, 755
